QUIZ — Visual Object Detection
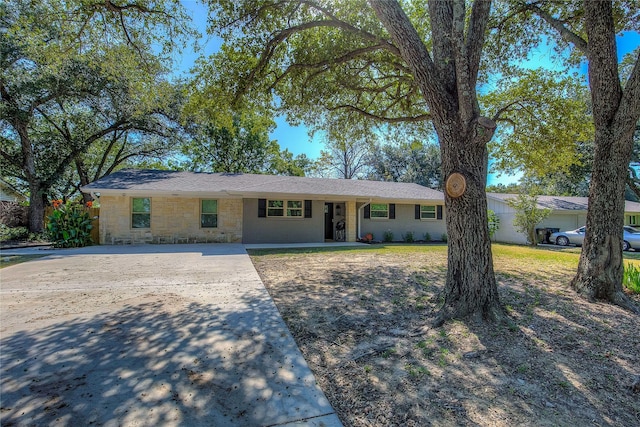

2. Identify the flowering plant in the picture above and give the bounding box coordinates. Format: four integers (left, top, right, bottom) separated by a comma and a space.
46, 200, 93, 248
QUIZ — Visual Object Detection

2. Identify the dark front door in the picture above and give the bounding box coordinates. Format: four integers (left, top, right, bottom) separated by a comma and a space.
324, 203, 334, 240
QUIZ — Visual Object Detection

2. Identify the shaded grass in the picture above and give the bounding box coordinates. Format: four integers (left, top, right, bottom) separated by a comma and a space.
0, 254, 47, 269
249, 242, 640, 269
251, 243, 640, 427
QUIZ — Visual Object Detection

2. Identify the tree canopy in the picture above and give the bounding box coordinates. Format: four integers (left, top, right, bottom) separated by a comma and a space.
1, 0, 195, 231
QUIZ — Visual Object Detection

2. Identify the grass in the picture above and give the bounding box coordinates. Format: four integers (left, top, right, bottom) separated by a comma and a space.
0, 254, 47, 268
623, 263, 640, 293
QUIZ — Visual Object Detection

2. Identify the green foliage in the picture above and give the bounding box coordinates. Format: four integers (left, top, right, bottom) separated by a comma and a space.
1, 0, 193, 230
181, 114, 310, 176
623, 263, 640, 294
383, 230, 394, 243
507, 194, 552, 245
487, 210, 500, 239
0, 225, 29, 242
484, 69, 594, 179
441, 233, 448, 243
423, 232, 431, 242
368, 140, 442, 188
403, 231, 415, 243
46, 202, 93, 248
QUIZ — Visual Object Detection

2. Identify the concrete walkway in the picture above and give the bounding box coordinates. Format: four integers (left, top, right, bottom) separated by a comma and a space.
0, 244, 342, 426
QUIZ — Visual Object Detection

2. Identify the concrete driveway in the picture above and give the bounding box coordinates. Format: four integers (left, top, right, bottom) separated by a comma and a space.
0, 244, 342, 426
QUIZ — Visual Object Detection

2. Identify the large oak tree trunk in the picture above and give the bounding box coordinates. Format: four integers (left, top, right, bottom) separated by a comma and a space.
435, 118, 501, 325
28, 181, 46, 233
571, 126, 637, 312
570, 0, 640, 313
370, 0, 504, 324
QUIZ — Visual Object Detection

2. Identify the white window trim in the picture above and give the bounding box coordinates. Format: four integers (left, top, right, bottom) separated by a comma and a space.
201, 199, 219, 228
370, 203, 389, 220
267, 199, 305, 218
131, 197, 151, 229
420, 204, 437, 220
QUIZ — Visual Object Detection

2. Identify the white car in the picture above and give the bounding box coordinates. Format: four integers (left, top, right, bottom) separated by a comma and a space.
550, 226, 640, 251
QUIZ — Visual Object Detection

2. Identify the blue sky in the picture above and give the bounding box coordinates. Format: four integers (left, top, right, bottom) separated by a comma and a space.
177, 1, 639, 185
177, 1, 323, 159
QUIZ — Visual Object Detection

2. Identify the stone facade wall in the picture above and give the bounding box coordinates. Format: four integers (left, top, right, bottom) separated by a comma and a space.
99, 195, 242, 244
345, 200, 357, 242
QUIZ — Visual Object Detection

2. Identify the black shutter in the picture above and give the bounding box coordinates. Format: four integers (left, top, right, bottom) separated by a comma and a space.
304, 200, 312, 218
389, 204, 396, 219
437, 205, 443, 220
258, 199, 266, 217
364, 204, 371, 219
415, 204, 421, 220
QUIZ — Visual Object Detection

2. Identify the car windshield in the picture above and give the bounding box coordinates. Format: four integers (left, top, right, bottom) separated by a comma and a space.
624, 226, 640, 234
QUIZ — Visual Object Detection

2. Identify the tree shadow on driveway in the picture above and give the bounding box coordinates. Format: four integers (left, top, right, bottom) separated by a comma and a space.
1, 293, 334, 426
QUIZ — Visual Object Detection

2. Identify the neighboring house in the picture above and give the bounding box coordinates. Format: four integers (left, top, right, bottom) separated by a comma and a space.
82, 169, 446, 245
487, 193, 640, 244
0, 179, 27, 203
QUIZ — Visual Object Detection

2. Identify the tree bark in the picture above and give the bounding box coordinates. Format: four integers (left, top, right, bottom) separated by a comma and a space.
570, 0, 640, 313
436, 117, 502, 325
370, 0, 504, 324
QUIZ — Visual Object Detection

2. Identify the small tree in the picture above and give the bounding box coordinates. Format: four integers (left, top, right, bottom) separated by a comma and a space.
507, 194, 551, 246
487, 210, 500, 240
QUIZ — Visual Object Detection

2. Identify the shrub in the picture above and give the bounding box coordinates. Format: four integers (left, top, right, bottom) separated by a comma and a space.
423, 232, 431, 242
383, 230, 394, 242
0, 224, 29, 242
46, 200, 94, 248
623, 263, 640, 294
441, 233, 448, 243
403, 231, 415, 243
487, 209, 500, 239
0, 201, 28, 227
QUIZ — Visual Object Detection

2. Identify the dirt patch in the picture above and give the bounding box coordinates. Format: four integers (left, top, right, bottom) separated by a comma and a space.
251, 247, 640, 427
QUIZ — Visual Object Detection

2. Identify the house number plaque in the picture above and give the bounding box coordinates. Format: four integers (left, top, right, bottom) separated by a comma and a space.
445, 173, 466, 198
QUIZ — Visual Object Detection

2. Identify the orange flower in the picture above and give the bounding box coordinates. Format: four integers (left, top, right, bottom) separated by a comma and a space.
52, 199, 63, 209
86, 201, 93, 208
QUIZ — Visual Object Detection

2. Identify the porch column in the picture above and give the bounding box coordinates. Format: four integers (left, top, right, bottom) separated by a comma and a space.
346, 200, 357, 242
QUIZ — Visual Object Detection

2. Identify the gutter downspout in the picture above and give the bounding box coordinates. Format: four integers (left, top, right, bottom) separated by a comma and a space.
357, 199, 372, 240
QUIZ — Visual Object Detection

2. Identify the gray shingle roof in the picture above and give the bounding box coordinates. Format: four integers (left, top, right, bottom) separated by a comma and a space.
82, 169, 444, 202
487, 193, 640, 213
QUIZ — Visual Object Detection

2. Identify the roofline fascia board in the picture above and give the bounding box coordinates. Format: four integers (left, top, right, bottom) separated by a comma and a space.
80, 187, 445, 204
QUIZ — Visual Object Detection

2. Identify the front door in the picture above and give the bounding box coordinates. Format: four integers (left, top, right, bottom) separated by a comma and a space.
324, 202, 334, 240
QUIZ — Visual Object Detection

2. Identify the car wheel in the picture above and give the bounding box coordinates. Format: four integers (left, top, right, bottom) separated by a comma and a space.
556, 236, 570, 246
622, 240, 631, 251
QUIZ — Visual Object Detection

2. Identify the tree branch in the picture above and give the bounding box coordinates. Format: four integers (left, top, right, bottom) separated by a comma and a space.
327, 104, 430, 123
526, 2, 589, 55
238, 18, 400, 103
466, 0, 492, 94
369, 0, 453, 122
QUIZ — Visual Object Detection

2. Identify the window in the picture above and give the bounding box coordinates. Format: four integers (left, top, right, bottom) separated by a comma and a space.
416, 204, 442, 220
267, 199, 304, 217
132, 198, 151, 228
628, 215, 639, 226
420, 205, 436, 219
201, 199, 218, 228
267, 200, 284, 216
287, 200, 303, 217
370, 203, 389, 219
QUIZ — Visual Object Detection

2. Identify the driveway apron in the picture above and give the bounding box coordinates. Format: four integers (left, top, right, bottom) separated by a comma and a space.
0, 244, 342, 427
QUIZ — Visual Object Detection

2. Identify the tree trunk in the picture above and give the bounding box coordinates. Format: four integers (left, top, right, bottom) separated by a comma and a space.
28, 181, 46, 233
370, 0, 504, 325
435, 118, 502, 325
571, 127, 638, 313
570, 0, 640, 314
75, 156, 92, 203
15, 120, 46, 233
